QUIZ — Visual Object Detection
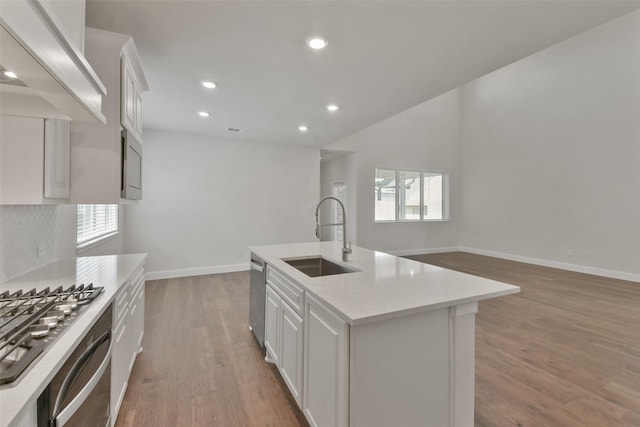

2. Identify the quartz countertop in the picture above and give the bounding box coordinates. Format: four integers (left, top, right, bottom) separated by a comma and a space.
0, 254, 147, 427
250, 242, 519, 325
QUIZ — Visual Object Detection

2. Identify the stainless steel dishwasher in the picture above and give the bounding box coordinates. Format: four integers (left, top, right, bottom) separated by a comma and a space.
249, 253, 266, 348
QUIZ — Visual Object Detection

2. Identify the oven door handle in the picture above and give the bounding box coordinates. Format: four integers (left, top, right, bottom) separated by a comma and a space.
51, 330, 112, 427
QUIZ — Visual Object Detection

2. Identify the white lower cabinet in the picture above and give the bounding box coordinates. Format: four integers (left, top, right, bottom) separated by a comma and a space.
111, 315, 128, 421
264, 265, 306, 408
265, 283, 305, 406
303, 293, 349, 427
111, 264, 145, 426
264, 285, 281, 364
279, 299, 304, 405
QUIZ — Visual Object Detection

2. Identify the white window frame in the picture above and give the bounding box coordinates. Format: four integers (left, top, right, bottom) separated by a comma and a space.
374, 168, 449, 223
76, 204, 119, 249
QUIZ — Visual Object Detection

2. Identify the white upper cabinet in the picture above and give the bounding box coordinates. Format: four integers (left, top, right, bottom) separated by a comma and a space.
121, 55, 145, 141
69, 28, 148, 204
0, 0, 106, 122
0, 115, 70, 204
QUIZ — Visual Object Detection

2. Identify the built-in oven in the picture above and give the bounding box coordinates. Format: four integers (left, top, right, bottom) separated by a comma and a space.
37, 304, 112, 427
121, 129, 142, 200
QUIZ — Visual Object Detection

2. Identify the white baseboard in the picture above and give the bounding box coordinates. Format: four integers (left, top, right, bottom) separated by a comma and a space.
145, 248, 639, 283
386, 247, 459, 257
459, 246, 640, 283
146, 263, 249, 281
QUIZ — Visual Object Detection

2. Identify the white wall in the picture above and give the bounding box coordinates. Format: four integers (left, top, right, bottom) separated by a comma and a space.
123, 130, 320, 279
325, 89, 462, 254
319, 152, 357, 244
0, 205, 57, 281
0, 203, 124, 282
459, 10, 640, 276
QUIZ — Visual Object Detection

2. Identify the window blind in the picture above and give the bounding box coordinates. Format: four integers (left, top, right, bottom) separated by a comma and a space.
77, 204, 118, 247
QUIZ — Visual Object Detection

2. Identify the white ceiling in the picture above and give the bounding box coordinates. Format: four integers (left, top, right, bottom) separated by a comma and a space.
86, 0, 640, 148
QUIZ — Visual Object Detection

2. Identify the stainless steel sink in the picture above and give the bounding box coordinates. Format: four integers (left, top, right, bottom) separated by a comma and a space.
283, 256, 360, 277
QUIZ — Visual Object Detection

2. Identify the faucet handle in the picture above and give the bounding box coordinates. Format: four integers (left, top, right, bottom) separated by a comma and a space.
345, 241, 353, 254
315, 225, 320, 239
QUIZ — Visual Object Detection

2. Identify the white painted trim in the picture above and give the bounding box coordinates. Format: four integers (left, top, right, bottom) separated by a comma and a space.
448, 302, 477, 427
459, 246, 640, 283
149, 247, 639, 283
451, 302, 478, 317
145, 263, 249, 280
386, 246, 459, 257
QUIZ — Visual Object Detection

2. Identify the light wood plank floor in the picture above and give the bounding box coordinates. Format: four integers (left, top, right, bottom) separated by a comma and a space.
115, 272, 308, 427
406, 252, 640, 427
116, 253, 640, 426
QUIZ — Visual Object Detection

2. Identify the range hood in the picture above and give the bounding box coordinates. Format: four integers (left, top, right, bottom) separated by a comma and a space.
0, 1, 106, 123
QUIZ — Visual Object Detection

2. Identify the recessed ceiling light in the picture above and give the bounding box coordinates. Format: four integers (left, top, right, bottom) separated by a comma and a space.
201, 80, 216, 89
198, 111, 211, 118
298, 125, 308, 132
307, 37, 328, 50
3, 70, 17, 79
326, 104, 339, 112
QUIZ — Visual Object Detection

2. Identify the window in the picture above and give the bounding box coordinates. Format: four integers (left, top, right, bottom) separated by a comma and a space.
375, 168, 447, 222
77, 204, 118, 247
374, 169, 396, 221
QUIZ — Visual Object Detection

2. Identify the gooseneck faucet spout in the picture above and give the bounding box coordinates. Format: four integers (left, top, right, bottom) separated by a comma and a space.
315, 196, 352, 261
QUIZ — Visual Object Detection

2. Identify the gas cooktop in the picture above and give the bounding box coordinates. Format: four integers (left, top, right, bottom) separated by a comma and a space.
0, 284, 104, 385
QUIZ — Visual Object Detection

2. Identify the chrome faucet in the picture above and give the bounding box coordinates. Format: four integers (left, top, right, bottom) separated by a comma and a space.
315, 196, 352, 261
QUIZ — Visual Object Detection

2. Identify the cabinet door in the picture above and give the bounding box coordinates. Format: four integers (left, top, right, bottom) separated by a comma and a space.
134, 88, 143, 139
121, 59, 136, 134
43, 119, 70, 199
279, 301, 304, 406
264, 285, 280, 364
127, 296, 139, 374
111, 316, 128, 424
303, 294, 349, 427
135, 279, 145, 352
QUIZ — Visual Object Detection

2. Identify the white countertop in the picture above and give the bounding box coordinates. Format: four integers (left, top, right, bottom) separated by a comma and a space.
250, 242, 520, 325
0, 254, 147, 427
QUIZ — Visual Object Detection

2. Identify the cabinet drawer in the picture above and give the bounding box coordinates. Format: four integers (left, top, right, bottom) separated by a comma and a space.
131, 265, 145, 295
267, 266, 304, 315
114, 285, 130, 324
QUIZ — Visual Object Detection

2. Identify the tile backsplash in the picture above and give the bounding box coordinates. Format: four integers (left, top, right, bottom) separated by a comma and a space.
0, 205, 57, 282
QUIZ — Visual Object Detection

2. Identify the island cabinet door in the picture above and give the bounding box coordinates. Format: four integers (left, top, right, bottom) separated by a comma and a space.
264, 285, 281, 364
303, 294, 349, 427
279, 300, 304, 406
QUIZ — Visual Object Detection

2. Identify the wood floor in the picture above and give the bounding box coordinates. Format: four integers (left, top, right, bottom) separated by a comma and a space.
116, 252, 640, 427
114, 272, 308, 427
406, 252, 640, 427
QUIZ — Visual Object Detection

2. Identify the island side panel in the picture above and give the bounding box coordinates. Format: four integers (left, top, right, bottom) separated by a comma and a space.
449, 302, 478, 427
349, 307, 451, 427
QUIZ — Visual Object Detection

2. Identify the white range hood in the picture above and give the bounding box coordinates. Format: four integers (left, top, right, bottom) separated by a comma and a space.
0, 0, 106, 123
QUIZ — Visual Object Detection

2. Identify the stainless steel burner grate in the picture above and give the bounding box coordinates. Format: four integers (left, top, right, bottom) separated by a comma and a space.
0, 284, 103, 385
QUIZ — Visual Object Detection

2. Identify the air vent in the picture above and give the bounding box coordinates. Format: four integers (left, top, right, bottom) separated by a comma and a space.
227, 128, 246, 133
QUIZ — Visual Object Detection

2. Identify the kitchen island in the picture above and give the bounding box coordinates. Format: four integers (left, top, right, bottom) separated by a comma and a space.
250, 241, 519, 427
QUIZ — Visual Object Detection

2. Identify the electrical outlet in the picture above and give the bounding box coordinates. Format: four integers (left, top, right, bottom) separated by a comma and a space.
37, 246, 46, 258
567, 248, 574, 257
237, 249, 244, 258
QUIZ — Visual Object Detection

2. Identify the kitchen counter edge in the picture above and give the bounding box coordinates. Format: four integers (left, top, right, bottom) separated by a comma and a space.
0, 253, 147, 427
250, 242, 520, 326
